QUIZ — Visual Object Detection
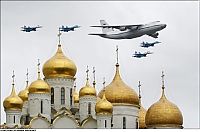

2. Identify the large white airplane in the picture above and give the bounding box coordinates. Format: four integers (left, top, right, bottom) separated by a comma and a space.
89, 20, 166, 39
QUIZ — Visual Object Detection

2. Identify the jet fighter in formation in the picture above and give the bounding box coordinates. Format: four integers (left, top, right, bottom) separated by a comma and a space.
132, 51, 153, 58
21, 25, 42, 32
59, 25, 80, 32
89, 20, 166, 39
140, 41, 161, 48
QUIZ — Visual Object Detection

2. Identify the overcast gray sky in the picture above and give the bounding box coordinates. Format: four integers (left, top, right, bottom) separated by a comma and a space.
1, 1, 199, 128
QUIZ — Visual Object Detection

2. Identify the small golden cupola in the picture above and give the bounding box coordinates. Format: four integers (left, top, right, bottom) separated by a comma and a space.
79, 66, 96, 98
98, 46, 139, 106
43, 32, 77, 79
18, 69, 29, 102
29, 60, 50, 94
95, 78, 113, 115
73, 83, 79, 104
138, 81, 147, 129
145, 71, 183, 128
3, 71, 23, 111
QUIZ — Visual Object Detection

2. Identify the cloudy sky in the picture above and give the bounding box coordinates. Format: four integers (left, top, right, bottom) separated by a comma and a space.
1, 1, 199, 128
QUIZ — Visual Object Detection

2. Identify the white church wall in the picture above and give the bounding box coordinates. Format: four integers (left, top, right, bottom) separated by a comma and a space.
112, 105, 139, 129
45, 78, 75, 110
96, 114, 112, 129
79, 96, 96, 122
5, 110, 21, 127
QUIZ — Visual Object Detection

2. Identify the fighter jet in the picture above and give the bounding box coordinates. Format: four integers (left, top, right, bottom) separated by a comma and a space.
132, 51, 153, 58
140, 41, 161, 48
21, 25, 42, 32
59, 25, 80, 32
89, 20, 166, 39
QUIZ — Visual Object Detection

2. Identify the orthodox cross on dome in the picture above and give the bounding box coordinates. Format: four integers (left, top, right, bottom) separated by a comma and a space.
116, 45, 119, 65
138, 81, 141, 99
58, 30, 62, 46
86, 65, 89, 81
12, 70, 15, 86
161, 71, 165, 89
26, 68, 29, 86
93, 67, 96, 88
37, 59, 41, 79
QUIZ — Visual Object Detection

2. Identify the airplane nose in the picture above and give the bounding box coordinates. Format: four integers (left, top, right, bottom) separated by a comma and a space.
162, 24, 167, 29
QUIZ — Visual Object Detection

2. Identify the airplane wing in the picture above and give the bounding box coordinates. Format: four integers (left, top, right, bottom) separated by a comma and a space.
90, 24, 142, 29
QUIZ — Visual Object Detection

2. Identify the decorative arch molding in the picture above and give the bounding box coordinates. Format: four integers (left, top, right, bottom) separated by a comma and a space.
81, 115, 97, 129
52, 113, 79, 128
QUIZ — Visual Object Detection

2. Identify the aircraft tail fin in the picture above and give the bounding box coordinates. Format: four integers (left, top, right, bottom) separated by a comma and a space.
100, 20, 114, 34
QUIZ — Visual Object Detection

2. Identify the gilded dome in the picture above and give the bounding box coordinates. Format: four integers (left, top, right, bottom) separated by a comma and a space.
139, 106, 147, 129
79, 80, 96, 97
18, 83, 29, 102
3, 86, 23, 111
95, 93, 113, 115
29, 79, 50, 94
73, 90, 79, 103
98, 64, 139, 106
145, 89, 183, 128
43, 44, 77, 79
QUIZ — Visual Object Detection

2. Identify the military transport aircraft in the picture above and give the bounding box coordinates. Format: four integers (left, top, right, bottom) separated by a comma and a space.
21, 25, 42, 32
89, 20, 166, 39
140, 41, 161, 48
59, 25, 80, 32
132, 51, 153, 58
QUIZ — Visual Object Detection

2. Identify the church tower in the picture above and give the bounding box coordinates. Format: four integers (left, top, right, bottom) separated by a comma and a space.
95, 78, 113, 129
3, 71, 23, 128
79, 66, 97, 122
98, 46, 140, 129
42, 32, 77, 111
28, 60, 51, 121
18, 69, 30, 125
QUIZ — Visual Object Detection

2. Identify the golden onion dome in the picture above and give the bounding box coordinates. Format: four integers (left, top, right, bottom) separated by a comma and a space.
42, 44, 77, 79
3, 86, 23, 111
95, 93, 113, 115
73, 90, 79, 103
18, 86, 29, 102
139, 106, 147, 129
79, 80, 96, 98
145, 89, 183, 128
98, 64, 139, 106
29, 79, 50, 94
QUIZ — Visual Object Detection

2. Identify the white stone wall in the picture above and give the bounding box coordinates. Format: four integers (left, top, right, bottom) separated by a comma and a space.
21, 101, 28, 115
112, 105, 139, 129
5, 110, 21, 127
28, 93, 51, 121
79, 96, 96, 122
96, 114, 112, 129
45, 78, 75, 110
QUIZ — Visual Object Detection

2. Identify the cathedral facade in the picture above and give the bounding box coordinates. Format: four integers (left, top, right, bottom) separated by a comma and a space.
1, 37, 183, 129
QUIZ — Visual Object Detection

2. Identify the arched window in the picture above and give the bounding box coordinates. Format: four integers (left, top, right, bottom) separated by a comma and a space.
88, 102, 91, 115
51, 88, 54, 104
136, 118, 139, 129
105, 120, 107, 128
123, 117, 126, 129
61, 88, 65, 105
41, 100, 43, 113
14, 116, 15, 123
70, 88, 73, 106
